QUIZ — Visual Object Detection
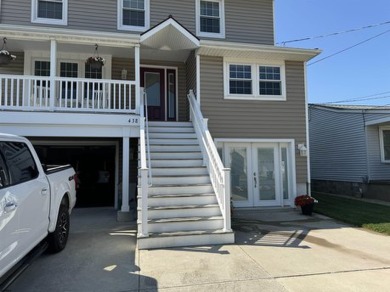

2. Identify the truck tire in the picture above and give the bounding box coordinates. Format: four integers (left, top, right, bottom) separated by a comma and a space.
47, 205, 70, 253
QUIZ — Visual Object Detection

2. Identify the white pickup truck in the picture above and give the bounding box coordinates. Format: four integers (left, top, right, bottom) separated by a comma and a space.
0, 133, 77, 279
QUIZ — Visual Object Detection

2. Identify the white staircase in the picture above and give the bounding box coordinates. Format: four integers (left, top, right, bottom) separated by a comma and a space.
137, 121, 234, 249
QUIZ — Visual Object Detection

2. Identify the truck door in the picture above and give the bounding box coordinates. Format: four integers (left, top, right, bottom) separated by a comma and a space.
0, 146, 19, 277
0, 141, 50, 276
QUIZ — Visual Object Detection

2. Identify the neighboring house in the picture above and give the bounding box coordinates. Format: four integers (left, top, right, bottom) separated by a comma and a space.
0, 0, 319, 248
309, 104, 390, 202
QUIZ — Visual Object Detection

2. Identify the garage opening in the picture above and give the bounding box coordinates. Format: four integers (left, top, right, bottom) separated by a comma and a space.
34, 144, 116, 208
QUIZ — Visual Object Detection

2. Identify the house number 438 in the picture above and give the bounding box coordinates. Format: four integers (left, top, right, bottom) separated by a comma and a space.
128, 118, 139, 124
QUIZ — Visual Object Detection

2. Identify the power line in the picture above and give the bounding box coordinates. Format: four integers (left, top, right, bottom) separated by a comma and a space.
277, 20, 390, 45
307, 29, 390, 66
323, 91, 390, 104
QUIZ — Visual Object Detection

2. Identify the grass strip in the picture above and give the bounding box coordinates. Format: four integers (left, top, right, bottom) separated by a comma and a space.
312, 192, 390, 235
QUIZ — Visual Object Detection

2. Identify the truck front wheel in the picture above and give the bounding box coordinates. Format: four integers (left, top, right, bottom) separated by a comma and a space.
48, 205, 70, 253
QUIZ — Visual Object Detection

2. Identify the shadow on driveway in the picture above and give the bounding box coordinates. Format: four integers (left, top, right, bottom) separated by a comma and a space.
7, 208, 158, 292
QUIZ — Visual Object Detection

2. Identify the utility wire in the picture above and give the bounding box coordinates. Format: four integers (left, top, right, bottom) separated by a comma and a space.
307, 29, 390, 66
277, 20, 390, 45
323, 91, 390, 104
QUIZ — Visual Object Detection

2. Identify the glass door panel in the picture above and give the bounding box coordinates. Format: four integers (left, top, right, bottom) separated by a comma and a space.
145, 72, 161, 106
225, 145, 250, 207
257, 147, 276, 201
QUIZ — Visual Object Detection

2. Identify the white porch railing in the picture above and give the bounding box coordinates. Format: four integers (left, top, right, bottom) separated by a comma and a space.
0, 74, 138, 113
138, 87, 151, 237
187, 90, 232, 232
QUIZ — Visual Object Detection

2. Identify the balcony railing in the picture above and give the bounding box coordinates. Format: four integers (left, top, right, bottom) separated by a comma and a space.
0, 74, 138, 113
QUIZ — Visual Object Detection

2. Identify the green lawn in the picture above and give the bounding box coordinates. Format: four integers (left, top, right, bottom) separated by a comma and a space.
312, 192, 390, 235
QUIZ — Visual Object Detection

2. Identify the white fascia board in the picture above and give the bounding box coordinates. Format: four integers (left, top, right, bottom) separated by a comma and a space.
366, 116, 390, 126
199, 40, 321, 61
0, 24, 140, 47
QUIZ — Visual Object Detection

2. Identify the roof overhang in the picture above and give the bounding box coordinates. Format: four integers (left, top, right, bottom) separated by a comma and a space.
198, 40, 321, 62
140, 17, 200, 51
0, 24, 139, 48
366, 117, 390, 126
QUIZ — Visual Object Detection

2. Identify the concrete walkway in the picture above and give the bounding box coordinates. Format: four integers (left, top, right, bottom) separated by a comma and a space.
7, 207, 390, 291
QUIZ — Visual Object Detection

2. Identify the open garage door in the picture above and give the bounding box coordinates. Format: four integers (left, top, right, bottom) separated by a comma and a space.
34, 144, 116, 208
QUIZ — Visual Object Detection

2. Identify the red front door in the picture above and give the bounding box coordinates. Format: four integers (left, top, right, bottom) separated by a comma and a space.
141, 68, 165, 121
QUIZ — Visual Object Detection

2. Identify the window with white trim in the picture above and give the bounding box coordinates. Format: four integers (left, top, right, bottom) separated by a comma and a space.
118, 0, 150, 31
229, 64, 252, 95
224, 60, 286, 100
196, 0, 225, 38
31, 0, 68, 25
380, 128, 390, 162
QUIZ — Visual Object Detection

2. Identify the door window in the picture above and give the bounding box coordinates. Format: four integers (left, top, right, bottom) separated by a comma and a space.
0, 152, 10, 189
145, 72, 161, 106
0, 142, 39, 185
257, 147, 276, 201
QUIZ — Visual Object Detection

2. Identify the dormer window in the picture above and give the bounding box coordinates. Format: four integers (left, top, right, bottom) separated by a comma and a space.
118, 0, 150, 32
31, 0, 68, 25
196, 0, 225, 38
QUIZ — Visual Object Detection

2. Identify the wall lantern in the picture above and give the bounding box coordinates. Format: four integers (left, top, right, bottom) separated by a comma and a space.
297, 144, 307, 157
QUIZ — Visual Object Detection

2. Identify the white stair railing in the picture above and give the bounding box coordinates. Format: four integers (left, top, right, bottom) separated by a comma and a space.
139, 87, 150, 237
187, 90, 232, 232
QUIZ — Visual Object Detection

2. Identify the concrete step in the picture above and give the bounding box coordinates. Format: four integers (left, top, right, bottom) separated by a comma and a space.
149, 145, 200, 152
151, 166, 208, 176
148, 126, 195, 133
149, 175, 211, 185
138, 204, 221, 219
149, 151, 202, 159
150, 158, 203, 167
137, 230, 235, 249
142, 193, 218, 207
148, 184, 213, 195
148, 121, 192, 128
149, 138, 199, 145
144, 216, 224, 233
149, 132, 197, 139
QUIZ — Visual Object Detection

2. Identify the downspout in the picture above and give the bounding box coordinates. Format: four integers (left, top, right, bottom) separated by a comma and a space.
362, 109, 370, 196
304, 62, 311, 196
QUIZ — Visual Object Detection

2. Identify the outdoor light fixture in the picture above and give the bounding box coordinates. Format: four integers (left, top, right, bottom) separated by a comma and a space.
297, 144, 307, 157
121, 68, 127, 80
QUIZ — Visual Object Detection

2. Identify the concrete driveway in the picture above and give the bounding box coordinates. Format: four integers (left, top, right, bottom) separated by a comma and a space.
7, 208, 390, 291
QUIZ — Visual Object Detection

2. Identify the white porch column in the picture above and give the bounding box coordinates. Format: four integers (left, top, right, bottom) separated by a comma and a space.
49, 38, 57, 109
117, 136, 132, 221
134, 45, 140, 114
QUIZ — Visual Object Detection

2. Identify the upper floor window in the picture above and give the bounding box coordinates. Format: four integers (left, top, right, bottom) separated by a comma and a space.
224, 59, 286, 101
196, 0, 225, 38
380, 128, 390, 162
31, 0, 68, 25
118, 0, 150, 32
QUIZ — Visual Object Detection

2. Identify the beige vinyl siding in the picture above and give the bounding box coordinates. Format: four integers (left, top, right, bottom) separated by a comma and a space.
150, 0, 196, 32
200, 56, 307, 182
225, 0, 274, 45
2, 0, 274, 45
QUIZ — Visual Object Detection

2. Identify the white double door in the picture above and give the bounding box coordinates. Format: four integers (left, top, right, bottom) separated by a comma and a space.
225, 142, 292, 207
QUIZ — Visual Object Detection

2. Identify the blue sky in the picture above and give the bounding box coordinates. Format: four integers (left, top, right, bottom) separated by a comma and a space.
274, 0, 390, 105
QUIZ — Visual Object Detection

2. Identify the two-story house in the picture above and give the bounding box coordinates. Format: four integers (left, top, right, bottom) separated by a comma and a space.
0, 0, 319, 248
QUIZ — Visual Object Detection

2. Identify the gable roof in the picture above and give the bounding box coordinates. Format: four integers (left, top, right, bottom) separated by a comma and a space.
140, 16, 200, 50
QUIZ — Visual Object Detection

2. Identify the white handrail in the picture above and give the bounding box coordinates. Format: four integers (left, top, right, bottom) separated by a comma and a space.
139, 87, 149, 237
144, 91, 152, 186
187, 90, 232, 232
